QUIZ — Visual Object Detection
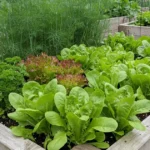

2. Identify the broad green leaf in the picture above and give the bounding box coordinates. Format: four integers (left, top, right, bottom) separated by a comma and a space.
125, 51, 134, 61
69, 87, 89, 103
102, 106, 115, 118
54, 92, 66, 116
44, 136, 52, 150
90, 89, 105, 105
117, 97, 134, 119
9, 93, 25, 109
18, 108, 43, 121
44, 79, 57, 94
111, 71, 127, 87
57, 85, 66, 95
114, 131, 124, 136
130, 100, 150, 115
145, 47, 150, 56
11, 126, 34, 140
51, 126, 65, 136
47, 131, 67, 150
88, 117, 118, 132
142, 40, 150, 47
86, 70, 100, 89
95, 132, 105, 142
104, 83, 117, 95
78, 101, 93, 117
67, 112, 86, 141
117, 71, 128, 83
33, 118, 50, 134
137, 46, 145, 57
61, 48, 71, 59
75, 55, 89, 67
136, 64, 150, 74
131, 74, 150, 99
90, 90, 105, 117
117, 118, 130, 131
118, 85, 134, 98
136, 87, 146, 100
91, 142, 109, 149
24, 99, 36, 109
129, 121, 146, 131
83, 132, 95, 143
8, 111, 37, 126
36, 93, 54, 112
22, 81, 43, 101
45, 111, 66, 127
80, 115, 89, 121
84, 87, 95, 96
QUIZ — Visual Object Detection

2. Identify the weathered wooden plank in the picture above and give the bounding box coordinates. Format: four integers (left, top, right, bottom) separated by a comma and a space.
103, 16, 131, 37
141, 7, 150, 12
1, 116, 150, 150
0, 124, 44, 150
107, 116, 150, 150
118, 21, 150, 38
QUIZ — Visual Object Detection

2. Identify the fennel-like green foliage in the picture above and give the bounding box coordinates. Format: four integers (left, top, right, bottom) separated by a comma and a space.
0, 0, 112, 59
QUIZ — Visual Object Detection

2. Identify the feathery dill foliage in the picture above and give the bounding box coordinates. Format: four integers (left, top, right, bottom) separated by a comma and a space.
138, 0, 150, 7
0, 0, 112, 59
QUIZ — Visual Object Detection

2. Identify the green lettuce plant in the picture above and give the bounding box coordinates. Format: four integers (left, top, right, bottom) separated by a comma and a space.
8, 79, 118, 150
86, 70, 150, 138
137, 40, 150, 57
8, 79, 66, 139
45, 87, 118, 149
103, 84, 150, 137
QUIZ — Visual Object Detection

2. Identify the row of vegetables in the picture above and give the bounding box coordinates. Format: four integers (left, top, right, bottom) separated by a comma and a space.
1, 32, 150, 150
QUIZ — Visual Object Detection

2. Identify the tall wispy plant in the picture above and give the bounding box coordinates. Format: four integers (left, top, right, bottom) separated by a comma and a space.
0, 0, 113, 59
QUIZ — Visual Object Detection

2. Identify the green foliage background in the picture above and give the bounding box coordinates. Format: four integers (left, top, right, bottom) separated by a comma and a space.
0, 0, 113, 59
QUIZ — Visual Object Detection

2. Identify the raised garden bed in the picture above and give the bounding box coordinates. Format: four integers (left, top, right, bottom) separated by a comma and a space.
1, 116, 150, 150
141, 7, 150, 12
118, 21, 150, 39
0, 123, 44, 150
1, 34, 150, 150
103, 16, 132, 37
108, 115, 150, 150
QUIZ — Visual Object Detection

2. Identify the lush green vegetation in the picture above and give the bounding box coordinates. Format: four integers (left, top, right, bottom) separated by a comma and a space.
138, 0, 150, 7
5, 32, 150, 150
0, 0, 142, 60
23, 53, 87, 91
135, 11, 150, 26
8, 80, 118, 149
0, 56, 28, 114
105, 0, 140, 18
0, 0, 113, 59
0, 0, 149, 149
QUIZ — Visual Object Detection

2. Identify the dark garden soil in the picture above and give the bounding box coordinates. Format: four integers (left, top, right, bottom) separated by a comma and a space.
0, 111, 18, 127
0, 112, 72, 150
137, 112, 150, 121
0, 112, 150, 150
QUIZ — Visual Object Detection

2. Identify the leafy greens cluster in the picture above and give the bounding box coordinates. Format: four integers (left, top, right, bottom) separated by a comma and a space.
59, 32, 150, 137
135, 11, 150, 26
8, 79, 118, 150
23, 53, 87, 91
7, 32, 150, 150
0, 56, 28, 115
105, 0, 140, 18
